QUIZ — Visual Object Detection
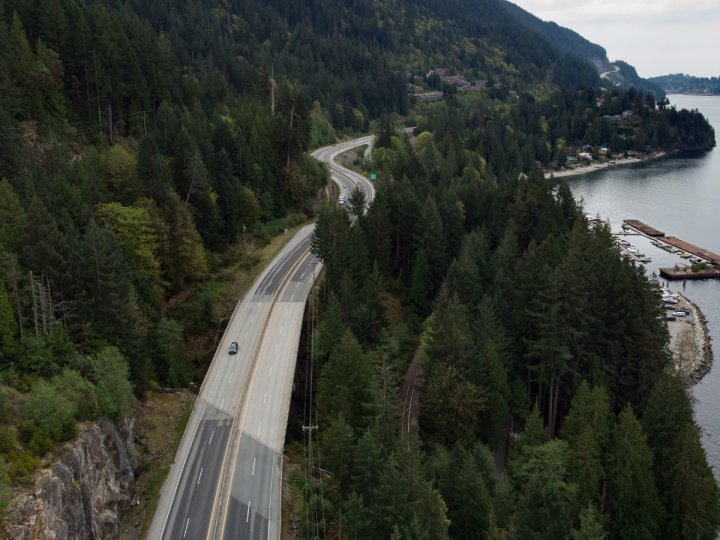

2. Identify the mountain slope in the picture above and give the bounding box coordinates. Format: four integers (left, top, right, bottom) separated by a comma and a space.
500, 0, 664, 97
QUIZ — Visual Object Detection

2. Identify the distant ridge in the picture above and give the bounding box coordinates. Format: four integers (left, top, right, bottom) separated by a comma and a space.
500, 1, 665, 97
648, 74, 720, 95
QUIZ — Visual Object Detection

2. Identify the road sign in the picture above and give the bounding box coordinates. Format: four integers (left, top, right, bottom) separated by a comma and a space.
370, 172, 377, 181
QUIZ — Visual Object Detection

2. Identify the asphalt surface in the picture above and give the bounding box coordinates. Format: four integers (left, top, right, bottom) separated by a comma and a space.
149, 136, 374, 540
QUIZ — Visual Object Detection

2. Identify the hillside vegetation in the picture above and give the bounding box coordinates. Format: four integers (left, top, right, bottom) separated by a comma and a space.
0, 0, 716, 535
649, 74, 720, 96
303, 96, 719, 537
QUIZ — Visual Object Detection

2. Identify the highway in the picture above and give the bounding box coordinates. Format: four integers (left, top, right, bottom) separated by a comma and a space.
148, 135, 374, 540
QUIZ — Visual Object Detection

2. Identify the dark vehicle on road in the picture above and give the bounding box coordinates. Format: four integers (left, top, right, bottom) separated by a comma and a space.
229, 341, 239, 354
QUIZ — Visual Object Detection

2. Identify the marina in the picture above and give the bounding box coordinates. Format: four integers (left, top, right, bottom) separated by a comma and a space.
570, 94, 720, 484
621, 218, 720, 280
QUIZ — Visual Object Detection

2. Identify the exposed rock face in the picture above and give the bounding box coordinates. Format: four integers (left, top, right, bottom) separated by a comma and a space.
3, 419, 138, 540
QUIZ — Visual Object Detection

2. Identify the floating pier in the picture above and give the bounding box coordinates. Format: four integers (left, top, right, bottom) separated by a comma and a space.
622, 219, 665, 237
662, 237, 720, 266
622, 218, 720, 280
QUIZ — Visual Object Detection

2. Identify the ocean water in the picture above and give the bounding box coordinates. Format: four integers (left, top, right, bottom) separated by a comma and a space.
569, 95, 720, 478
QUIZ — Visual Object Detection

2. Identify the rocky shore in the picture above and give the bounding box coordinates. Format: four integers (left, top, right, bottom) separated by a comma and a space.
667, 292, 714, 384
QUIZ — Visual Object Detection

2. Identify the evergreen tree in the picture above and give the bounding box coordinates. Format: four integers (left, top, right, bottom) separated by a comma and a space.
20, 197, 68, 291
407, 249, 432, 316
571, 504, 607, 540
321, 414, 354, 491
414, 195, 447, 289
91, 346, 135, 421
666, 424, 720, 539
562, 381, 611, 449
318, 329, 372, 430
607, 406, 661, 539
0, 178, 26, 252
0, 284, 19, 362
420, 363, 485, 446
513, 440, 578, 540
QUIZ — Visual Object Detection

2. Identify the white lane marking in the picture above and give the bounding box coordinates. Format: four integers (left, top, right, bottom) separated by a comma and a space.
280, 326, 284, 334
243, 331, 248, 340
209, 430, 214, 445
263, 392, 267, 404
246, 501, 251, 522
258, 421, 262, 436
220, 398, 225, 410
269, 365, 273, 376
275, 345, 278, 353
252, 457, 256, 476
197, 467, 203, 485
160, 368, 220, 537
183, 518, 190, 537
290, 294, 295, 301
228, 372, 234, 384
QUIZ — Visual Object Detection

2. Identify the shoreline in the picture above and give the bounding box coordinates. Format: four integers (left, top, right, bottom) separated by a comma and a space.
673, 293, 714, 386
616, 222, 715, 385
544, 151, 667, 179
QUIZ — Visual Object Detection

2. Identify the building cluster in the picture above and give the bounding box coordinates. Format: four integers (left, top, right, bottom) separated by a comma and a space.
405, 68, 488, 103
605, 110, 636, 121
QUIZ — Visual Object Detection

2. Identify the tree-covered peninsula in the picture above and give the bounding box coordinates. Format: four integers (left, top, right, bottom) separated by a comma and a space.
0, 0, 716, 536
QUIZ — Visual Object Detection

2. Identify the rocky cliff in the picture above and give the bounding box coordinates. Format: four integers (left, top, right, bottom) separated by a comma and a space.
2, 420, 138, 540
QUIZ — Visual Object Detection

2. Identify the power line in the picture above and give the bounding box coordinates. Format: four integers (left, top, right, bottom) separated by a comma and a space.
311, 260, 327, 536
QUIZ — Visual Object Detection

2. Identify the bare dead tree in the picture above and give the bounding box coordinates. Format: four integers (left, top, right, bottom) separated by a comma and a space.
30, 271, 39, 338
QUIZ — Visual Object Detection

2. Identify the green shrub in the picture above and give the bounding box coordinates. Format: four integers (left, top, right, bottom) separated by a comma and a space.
92, 347, 134, 421
23, 380, 77, 448
0, 425, 17, 455
0, 458, 10, 511
7, 451, 40, 485
51, 369, 98, 421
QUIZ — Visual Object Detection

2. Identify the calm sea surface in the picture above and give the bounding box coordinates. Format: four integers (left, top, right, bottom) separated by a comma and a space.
569, 94, 720, 478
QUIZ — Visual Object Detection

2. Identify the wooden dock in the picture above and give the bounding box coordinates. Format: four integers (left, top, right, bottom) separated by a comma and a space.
623, 218, 720, 266
662, 237, 720, 265
623, 219, 665, 237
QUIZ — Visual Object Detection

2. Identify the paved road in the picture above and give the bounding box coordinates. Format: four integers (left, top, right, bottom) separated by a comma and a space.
149, 136, 374, 540
312, 136, 376, 204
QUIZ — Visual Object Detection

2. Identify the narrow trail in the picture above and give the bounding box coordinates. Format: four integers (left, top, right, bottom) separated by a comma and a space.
400, 346, 423, 435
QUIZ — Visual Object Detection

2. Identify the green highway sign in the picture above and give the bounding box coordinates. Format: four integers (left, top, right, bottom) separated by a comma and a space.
370, 172, 377, 180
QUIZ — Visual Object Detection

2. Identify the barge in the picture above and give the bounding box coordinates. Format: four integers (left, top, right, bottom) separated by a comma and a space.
622, 219, 665, 237
660, 267, 720, 280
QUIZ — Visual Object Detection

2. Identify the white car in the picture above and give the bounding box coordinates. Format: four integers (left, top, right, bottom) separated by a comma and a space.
338, 195, 345, 205
672, 311, 687, 317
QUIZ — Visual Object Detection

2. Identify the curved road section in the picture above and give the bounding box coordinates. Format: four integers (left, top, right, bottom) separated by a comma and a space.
149, 135, 374, 540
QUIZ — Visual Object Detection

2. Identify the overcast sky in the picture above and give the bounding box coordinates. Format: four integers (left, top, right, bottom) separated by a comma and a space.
508, 0, 720, 78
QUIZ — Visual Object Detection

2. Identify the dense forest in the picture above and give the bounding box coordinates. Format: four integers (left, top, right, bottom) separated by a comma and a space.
0, 0, 717, 535
406, 86, 714, 179
304, 98, 720, 537
0, 0, 330, 505
649, 74, 720, 96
